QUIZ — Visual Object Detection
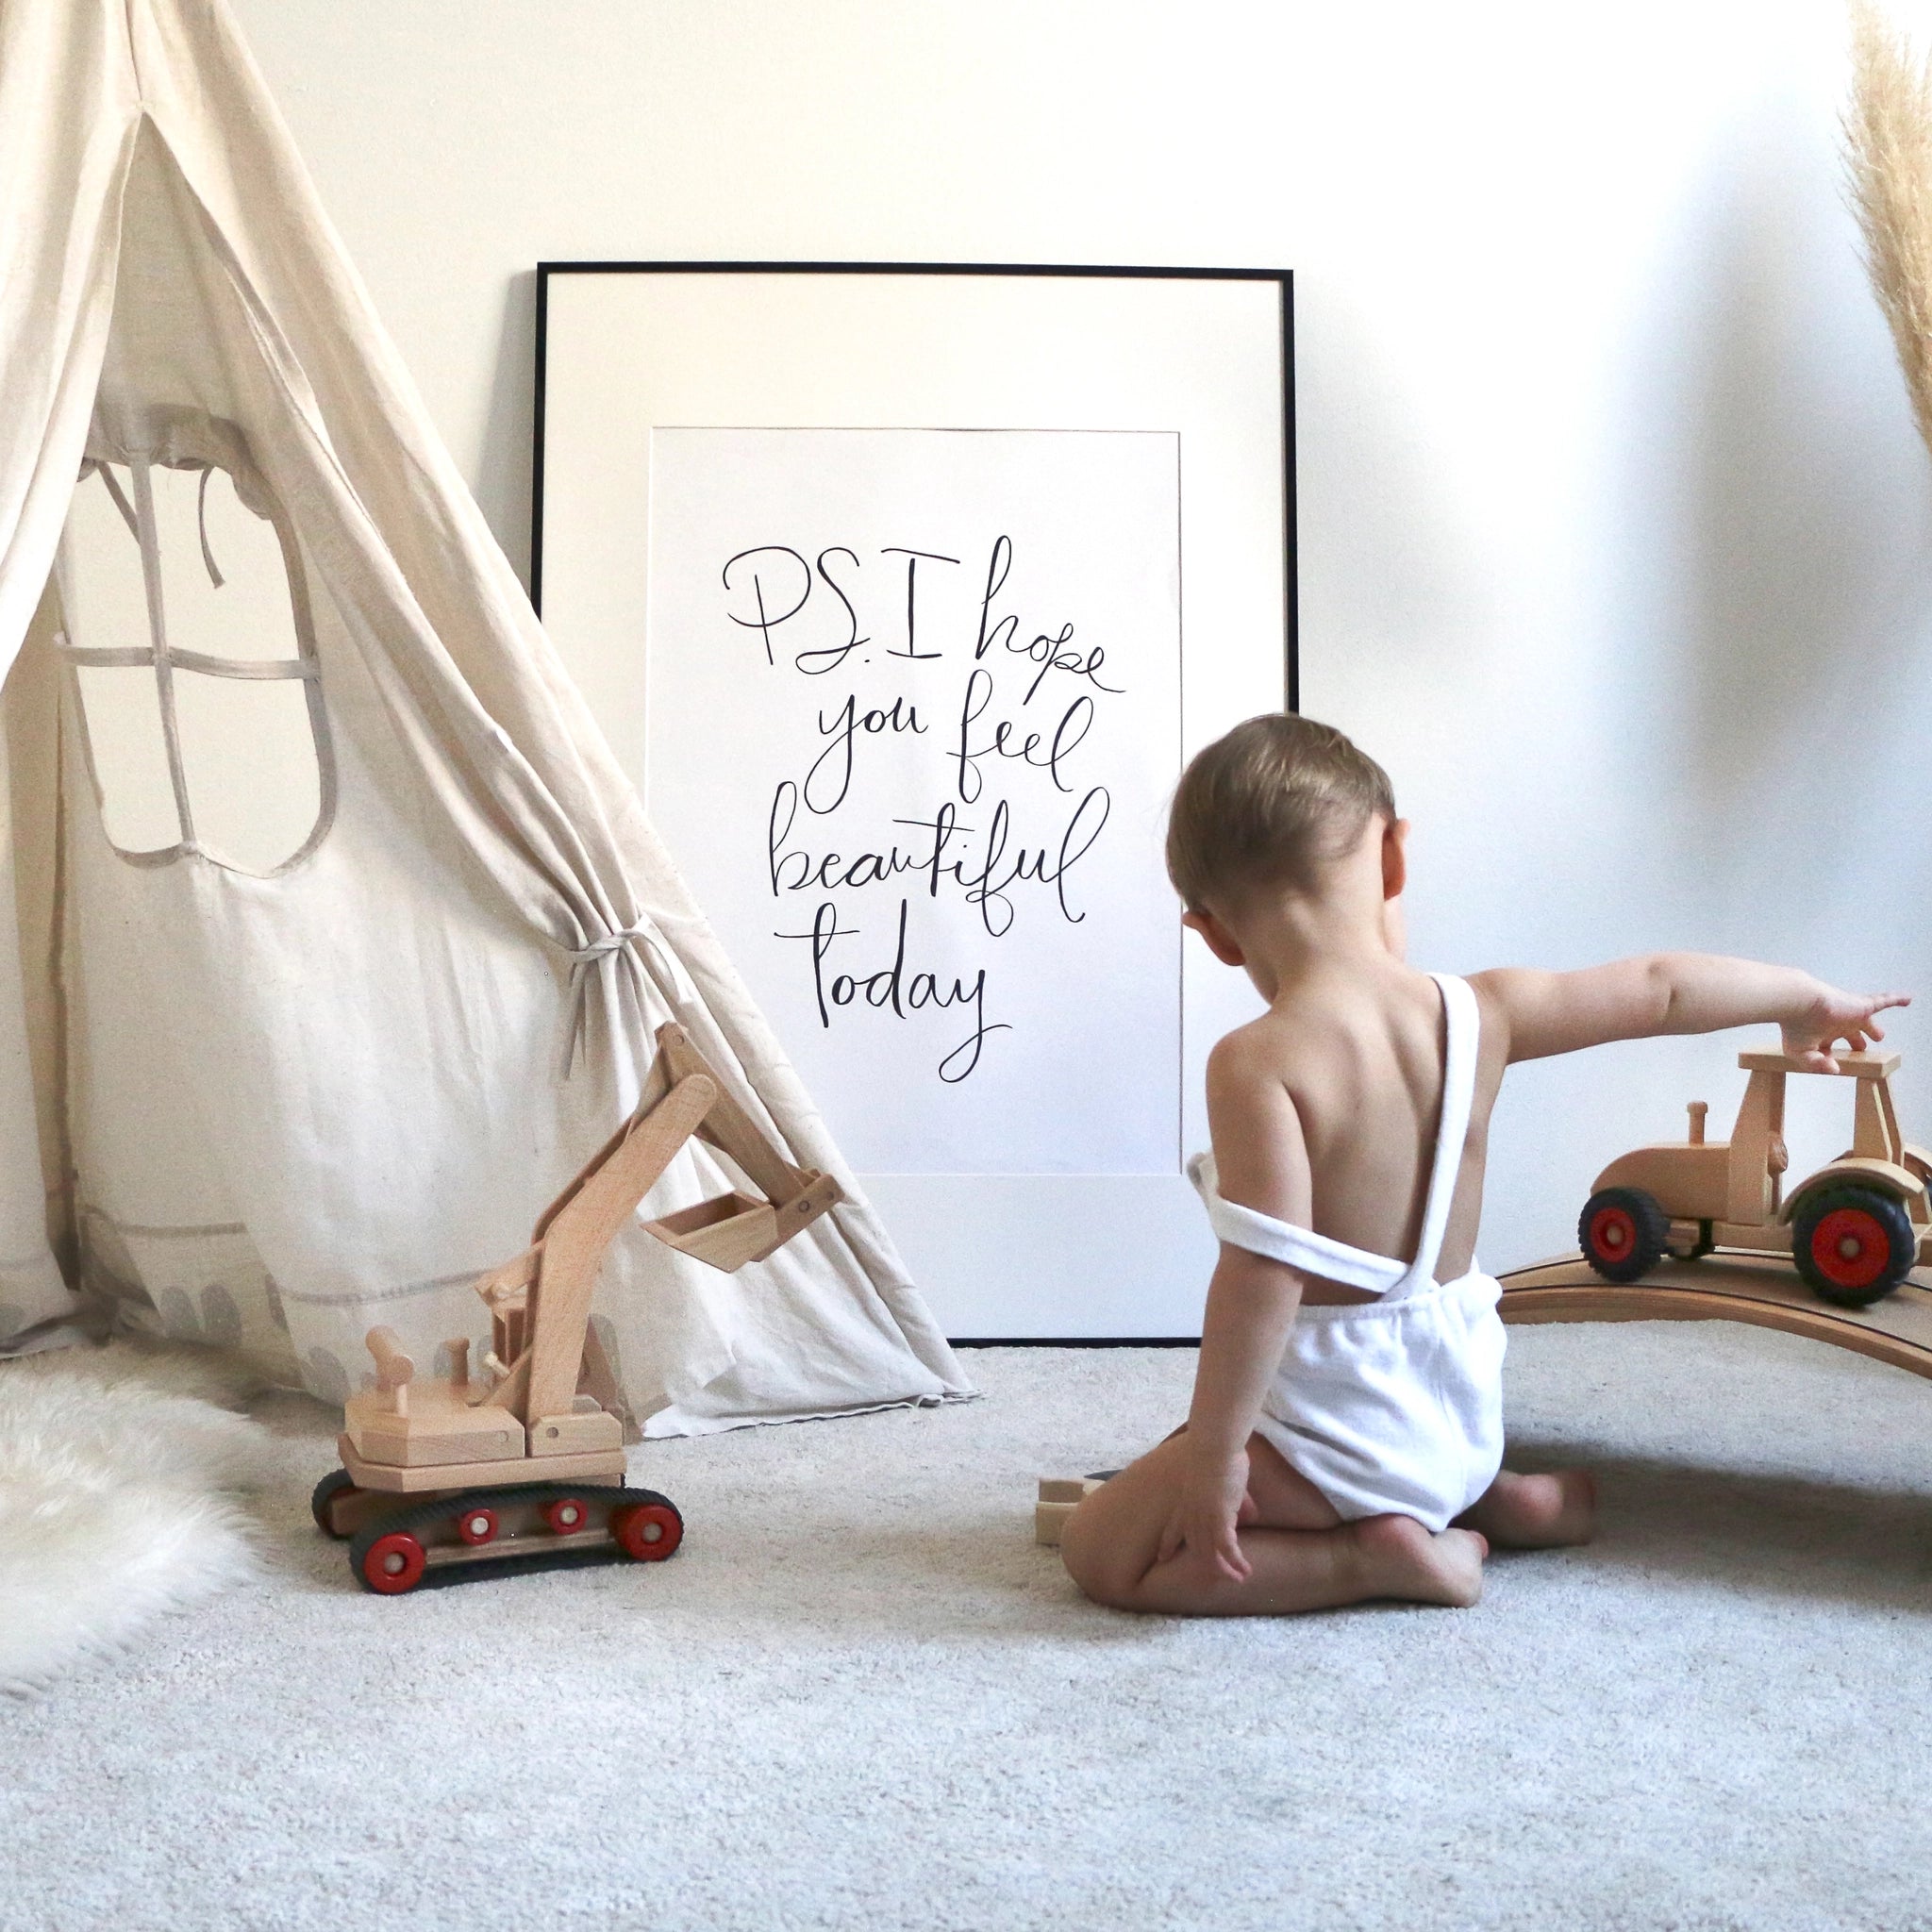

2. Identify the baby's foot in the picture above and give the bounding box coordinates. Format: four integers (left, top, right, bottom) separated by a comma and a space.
1352, 1515, 1486, 1607
1459, 1469, 1597, 1549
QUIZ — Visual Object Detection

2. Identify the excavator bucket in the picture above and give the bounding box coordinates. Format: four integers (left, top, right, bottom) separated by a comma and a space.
635, 1024, 841, 1269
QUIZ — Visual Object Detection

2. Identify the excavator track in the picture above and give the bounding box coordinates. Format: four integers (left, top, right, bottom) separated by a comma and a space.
343, 1480, 684, 1594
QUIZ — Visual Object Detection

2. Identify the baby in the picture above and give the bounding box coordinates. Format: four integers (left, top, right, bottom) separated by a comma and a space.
1059, 714, 1908, 1615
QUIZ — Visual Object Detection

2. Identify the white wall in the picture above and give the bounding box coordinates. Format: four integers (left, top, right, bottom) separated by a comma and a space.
228, 0, 1932, 1282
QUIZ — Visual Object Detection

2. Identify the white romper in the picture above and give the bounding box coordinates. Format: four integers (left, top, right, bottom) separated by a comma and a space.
1187, 974, 1507, 1534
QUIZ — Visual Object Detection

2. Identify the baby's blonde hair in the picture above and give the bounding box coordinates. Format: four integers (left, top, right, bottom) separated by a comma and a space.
1165, 714, 1395, 912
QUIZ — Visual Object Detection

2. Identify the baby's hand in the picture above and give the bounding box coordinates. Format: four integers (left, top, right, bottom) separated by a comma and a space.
1782, 985, 1912, 1074
1156, 1444, 1253, 1584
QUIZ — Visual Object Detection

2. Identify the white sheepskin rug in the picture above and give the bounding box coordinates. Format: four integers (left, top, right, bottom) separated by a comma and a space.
0, 1340, 267, 1691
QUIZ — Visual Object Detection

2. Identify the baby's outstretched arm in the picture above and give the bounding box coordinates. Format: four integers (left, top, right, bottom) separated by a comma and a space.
1474, 955, 1909, 1070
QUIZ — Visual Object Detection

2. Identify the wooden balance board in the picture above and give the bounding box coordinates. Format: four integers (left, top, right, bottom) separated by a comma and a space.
1499, 1252, 1932, 1380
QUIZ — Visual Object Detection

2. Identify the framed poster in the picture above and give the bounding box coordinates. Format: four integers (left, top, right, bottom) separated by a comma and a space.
535, 263, 1293, 1339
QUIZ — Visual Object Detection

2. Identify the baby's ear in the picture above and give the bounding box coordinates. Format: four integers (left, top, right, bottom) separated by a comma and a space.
1381, 817, 1410, 902
1183, 908, 1246, 968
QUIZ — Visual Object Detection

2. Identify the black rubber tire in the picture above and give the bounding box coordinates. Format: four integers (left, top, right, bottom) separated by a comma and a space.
1577, 1187, 1671, 1284
310, 1467, 360, 1538
1790, 1184, 1916, 1308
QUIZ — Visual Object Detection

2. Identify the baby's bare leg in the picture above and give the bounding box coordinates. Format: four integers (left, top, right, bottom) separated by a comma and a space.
1058, 1430, 1486, 1617
1456, 1468, 1597, 1548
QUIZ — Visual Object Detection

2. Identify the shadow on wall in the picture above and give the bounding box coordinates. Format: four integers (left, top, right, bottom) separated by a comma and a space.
1294, 277, 1497, 713
479, 268, 539, 595
1483, 95, 1932, 1274
1628, 95, 1932, 962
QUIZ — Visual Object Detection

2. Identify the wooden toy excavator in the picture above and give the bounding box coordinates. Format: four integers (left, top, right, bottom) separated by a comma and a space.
310, 1023, 841, 1593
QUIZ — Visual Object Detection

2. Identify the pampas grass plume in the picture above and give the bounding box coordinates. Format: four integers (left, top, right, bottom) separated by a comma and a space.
1846, 0, 1932, 465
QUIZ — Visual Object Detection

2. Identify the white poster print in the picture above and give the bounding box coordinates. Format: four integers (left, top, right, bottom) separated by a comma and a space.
645, 427, 1181, 1174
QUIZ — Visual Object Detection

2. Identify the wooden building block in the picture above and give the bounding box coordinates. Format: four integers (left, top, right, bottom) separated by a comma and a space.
1034, 1474, 1108, 1546
1038, 1477, 1093, 1504
1035, 1500, 1078, 1546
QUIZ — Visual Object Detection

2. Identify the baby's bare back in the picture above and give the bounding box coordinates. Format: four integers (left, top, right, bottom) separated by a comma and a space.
1217, 961, 1506, 1301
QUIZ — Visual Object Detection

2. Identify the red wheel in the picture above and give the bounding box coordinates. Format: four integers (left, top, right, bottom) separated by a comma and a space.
1807, 1208, 1890, 1292
612, 1502, 683, 1562
543, 1496, 589, 1535
360, 1530, 426, 1594
1577, 1187, 1669, 1283
1589, 1206, 1635, 1258
455, 1506, 498, 1546
1791, 1184, 1915, 1308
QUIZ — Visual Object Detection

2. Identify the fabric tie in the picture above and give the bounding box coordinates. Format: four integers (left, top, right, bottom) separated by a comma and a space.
194, 465, 225, 587
561, 918, 694, 1077
87, 458, 225, 587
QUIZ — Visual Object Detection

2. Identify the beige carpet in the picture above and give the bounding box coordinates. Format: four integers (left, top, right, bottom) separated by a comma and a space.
6, 1326, 1932, 1931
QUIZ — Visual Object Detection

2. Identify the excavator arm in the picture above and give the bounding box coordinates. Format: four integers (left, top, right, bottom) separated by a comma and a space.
471, 1024, 842, 1439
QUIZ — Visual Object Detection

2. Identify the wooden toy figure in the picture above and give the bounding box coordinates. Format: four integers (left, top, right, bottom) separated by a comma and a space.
1578, 1047, 1932, 1307
310, 1024, 841, 1593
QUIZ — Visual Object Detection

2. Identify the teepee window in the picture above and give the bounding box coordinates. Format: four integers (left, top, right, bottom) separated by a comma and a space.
57, 427, 333, 876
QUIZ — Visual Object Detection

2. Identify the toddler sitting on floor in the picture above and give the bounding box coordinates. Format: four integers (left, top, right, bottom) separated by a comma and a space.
1059, 714, 1907, 1614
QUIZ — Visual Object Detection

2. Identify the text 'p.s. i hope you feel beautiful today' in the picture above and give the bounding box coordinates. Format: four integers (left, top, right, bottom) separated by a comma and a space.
645, 427, 1181, 1177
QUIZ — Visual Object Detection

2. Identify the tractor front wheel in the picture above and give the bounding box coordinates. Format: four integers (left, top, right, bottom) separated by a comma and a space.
1791, 1186, 1915, 1308
1578, 1187, 1670, 1283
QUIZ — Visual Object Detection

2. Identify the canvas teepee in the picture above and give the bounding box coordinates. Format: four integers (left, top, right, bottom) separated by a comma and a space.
0, 0, 971, 1432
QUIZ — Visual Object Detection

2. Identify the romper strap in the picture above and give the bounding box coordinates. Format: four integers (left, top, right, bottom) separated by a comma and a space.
1407, 974, 1479, 1285
1186, 1154, 1407, 1294
1185, 973, 1481, 1295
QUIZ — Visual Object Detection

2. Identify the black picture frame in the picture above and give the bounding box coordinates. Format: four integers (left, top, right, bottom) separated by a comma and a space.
529, 260, 1297, 710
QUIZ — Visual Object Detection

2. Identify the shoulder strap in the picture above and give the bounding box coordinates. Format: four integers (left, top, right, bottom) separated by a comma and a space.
1186, 1153, 1407, 1294
1408, 974, 1479, 1282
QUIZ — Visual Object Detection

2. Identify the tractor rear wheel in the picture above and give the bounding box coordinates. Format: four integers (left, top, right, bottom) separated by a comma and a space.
1578, 1187, 1670, 1283
1791, 1185, 1915, 1308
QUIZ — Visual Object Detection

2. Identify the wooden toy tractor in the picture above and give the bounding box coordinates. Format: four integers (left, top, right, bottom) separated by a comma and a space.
1578, 1048, 1932, 1308
309, 1023, 841, 1593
